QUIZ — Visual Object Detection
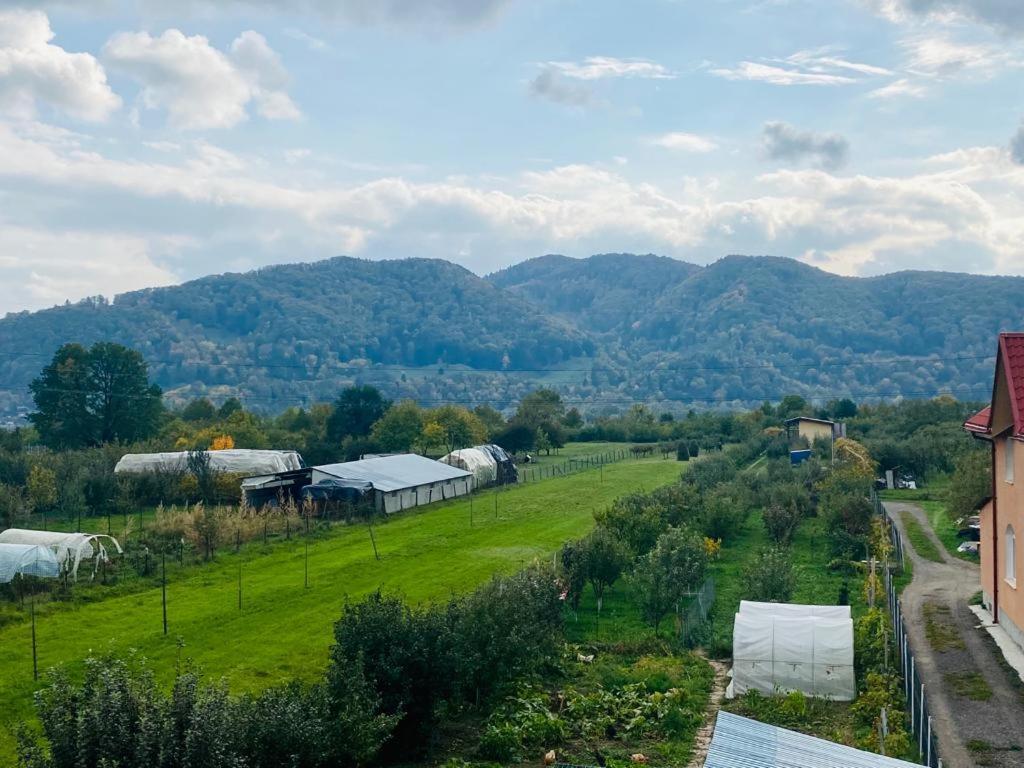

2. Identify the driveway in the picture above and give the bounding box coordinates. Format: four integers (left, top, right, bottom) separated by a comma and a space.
885, 501, 1024, 768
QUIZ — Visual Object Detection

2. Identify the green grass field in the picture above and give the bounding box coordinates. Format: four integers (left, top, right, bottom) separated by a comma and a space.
898, 511, 945, 563
0, 457, 682, 761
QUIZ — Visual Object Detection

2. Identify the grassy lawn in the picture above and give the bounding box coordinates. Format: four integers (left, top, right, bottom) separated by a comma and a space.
917, 500, 977, 562
899, 511, 945, 563
0, 458, 683, 761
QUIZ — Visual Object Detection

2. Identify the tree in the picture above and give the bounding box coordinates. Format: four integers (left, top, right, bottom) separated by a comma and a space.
534, 428, 552, 456
26, 465, 58, 513
946, 449, 991, 524
370, 401, 424, 452
29, 342, 163, 449
492, 423, 534, 453
427, 405, 486, 455
327, 386, 390, 445
560, 539, 588, 616
218, 397, 243, 419
418, 421, 446, 455
828, 398, 858, 420
677, 442, 690, 461
584, 527, 628, 615
743, 546, 796, 602
472, 405, 506, 437
182, 398, 217, 422
630, 526, 708, 633
563, 407, 584, 429
514, 388, 565, 430
188, 449, 217, 506
762, 502, 802, 545
210, 434, 235, 450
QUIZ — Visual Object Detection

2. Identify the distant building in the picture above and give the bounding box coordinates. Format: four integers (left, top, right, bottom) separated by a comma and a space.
963, 332, 1024, 652
784, 416, 836, 444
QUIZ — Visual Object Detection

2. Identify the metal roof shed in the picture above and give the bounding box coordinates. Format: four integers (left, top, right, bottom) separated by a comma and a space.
705, 712, 920, 768
313, 454, 473, 513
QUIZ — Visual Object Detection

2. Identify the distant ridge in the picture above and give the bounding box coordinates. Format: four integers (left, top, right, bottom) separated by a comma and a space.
1, 253, 1021, 419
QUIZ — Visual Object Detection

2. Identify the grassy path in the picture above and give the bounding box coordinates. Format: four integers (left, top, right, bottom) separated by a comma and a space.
0, 458, 683, 761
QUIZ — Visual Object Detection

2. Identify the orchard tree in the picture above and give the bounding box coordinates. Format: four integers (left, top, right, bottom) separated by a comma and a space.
428, 405, 487, 455
29, 342, 163, 449
584, 527, 629, 615
181, 398, 217, 422
743, 547, 796, 602
631, 526, 708, 634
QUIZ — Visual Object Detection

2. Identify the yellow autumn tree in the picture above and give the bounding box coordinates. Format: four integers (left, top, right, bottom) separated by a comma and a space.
210, 434, 235, 451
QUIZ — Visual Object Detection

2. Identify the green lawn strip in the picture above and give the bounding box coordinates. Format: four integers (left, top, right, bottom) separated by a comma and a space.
923, 602, 966, 652
916, 500, 977, 562
898, 512, 944, 563
945, 671, 993, 701
0, 459, 683, 761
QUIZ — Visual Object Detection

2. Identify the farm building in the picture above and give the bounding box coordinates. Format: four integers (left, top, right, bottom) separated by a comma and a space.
115, 449, 304, 475
440, 444, 518, 488
783, 416, 836, 444
242, 453, 473, 514
705, 712, 920, 768
728, 601, 855, 701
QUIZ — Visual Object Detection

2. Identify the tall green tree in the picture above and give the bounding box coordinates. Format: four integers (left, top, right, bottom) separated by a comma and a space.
583, 527, 628, 615
514, 388, 565, 430
370, 400, 424, 452
326, 386, 390, 445
29, 342, 163, 449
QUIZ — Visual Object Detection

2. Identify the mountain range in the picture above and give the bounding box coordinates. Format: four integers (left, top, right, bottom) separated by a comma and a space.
1, 253, 1021, 421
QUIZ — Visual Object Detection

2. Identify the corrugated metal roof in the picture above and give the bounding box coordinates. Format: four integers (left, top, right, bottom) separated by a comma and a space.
315, 453, 472, 492
705, 712, 920, 768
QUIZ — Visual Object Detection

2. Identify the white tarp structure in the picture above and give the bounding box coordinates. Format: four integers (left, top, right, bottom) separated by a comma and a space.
0, 529, 122, 580
729, 602, 855, 701
115, 449, 303, 475
0, 543, 60, 583
440, 447, 497, 489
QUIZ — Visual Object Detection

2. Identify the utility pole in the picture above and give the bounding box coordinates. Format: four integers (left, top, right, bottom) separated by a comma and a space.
161, 553, 168, 635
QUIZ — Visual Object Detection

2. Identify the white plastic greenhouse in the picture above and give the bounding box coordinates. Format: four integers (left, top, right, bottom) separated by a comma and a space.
729, 601, 855, 701
0, 529, 122, 580
114, 449, 304, 475
440, 447, 497, 488
0, 543, 60, 583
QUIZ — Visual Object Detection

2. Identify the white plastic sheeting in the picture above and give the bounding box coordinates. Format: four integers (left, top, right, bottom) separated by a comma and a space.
730, 603, 855, 701
0, 529, 122, 580
114, 449, 303, 475
440, 448, 496, 489
0, 543, 60, 583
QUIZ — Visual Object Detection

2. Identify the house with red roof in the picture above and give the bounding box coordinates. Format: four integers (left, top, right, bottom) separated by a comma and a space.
964, 333, 1024, 650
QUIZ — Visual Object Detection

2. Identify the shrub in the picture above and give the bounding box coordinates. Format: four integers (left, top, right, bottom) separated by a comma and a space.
762, 502, 802, 545
742, 547, 795, 602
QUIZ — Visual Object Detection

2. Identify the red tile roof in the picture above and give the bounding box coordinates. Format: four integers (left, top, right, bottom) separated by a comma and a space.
964, 405, 992, 434
1002, 333, 1024, 438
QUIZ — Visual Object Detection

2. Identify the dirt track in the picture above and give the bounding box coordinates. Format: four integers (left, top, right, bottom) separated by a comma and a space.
885, 501, 1024, 768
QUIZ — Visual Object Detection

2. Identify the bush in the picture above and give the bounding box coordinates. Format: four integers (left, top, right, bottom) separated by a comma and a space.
762, 502, 802, 545
742, 547, 795, 602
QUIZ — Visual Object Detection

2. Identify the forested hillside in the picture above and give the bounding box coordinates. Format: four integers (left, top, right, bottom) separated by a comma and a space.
1, 253, 1021, 420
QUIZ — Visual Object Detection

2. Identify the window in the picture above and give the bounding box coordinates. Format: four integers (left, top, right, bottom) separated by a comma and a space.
1007, 438, 1016, 484
1007, 525, 1017, 586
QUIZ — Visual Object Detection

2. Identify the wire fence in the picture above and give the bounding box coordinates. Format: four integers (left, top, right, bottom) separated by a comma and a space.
517, 446, 671, 483
680, 576, 716, 645
875, 490, 943, 768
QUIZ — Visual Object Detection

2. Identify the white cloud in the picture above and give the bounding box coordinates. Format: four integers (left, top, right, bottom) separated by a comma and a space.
866, 0, 1024, 36
0, 118, 1022, 315
868, 77, 928, 98
900, 34, 1023, 79
0, 224, 179, 314
648, 132, 718, 153
103, 28, 299, 129
545, 56, 675, 80
283, 28, 329, 51
783, 48, 893, 76
0, 9, 120, 121
528, 67, 595, 107
711, 61, 858, 86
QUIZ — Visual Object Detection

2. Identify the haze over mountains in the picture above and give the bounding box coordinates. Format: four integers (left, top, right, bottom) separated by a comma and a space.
1, 254, 1021, 421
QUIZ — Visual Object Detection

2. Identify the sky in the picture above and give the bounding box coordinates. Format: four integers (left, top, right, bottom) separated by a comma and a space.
0, 0, 1023, 315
